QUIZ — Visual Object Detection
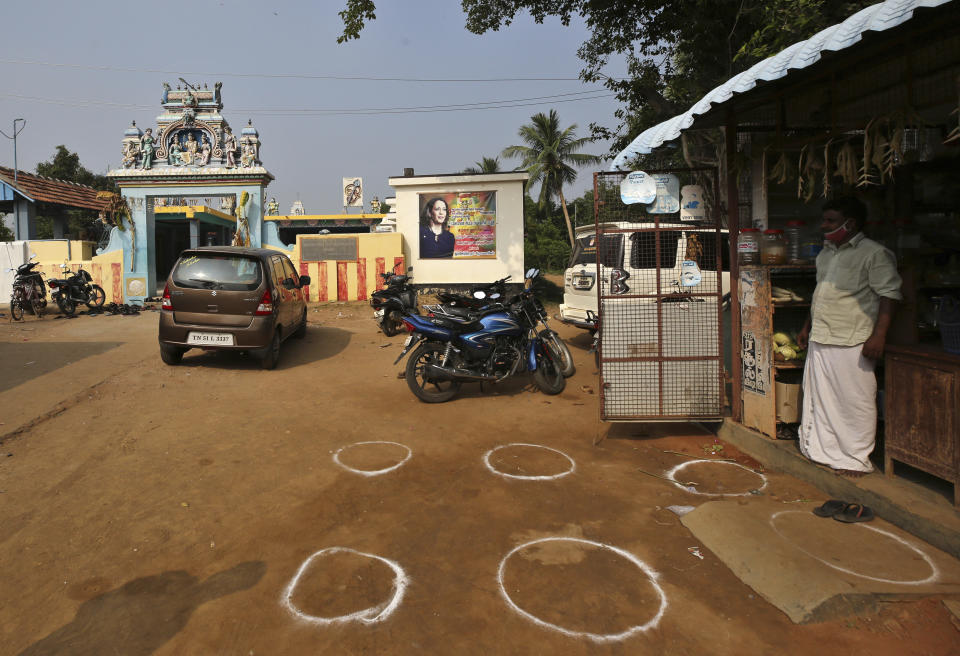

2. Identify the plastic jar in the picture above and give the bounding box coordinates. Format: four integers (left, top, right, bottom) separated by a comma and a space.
737, 228, 761, 265
761, 229, 787, 265
800, 236, 822, 261
785, 220, 805, 263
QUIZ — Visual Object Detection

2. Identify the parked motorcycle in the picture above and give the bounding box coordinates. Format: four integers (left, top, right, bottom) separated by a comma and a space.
7, 255, 47, 320
426, 275, 576, 377
393, 268, 565, 403
371, 272, 419, 336
434, 276, 511, 311
48, 264, 105, 316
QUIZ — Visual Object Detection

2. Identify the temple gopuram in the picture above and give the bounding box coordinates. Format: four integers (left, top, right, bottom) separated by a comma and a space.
107, 82, 281, 301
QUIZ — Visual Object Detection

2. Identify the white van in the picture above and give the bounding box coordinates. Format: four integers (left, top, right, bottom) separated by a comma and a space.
558, 221, 731, 330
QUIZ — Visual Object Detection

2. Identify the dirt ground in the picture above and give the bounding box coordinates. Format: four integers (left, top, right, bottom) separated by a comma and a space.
1, 301, 958, 655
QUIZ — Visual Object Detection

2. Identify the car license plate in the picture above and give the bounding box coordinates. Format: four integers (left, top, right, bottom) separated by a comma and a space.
574, 276, 592, 289
187, 332, 234, 346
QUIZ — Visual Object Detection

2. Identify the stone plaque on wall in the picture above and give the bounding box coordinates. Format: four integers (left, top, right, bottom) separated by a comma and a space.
300, 237, 359, 262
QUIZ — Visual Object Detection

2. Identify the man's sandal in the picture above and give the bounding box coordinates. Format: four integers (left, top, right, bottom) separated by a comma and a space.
833, 503, 875, 523
812, 499, 848, 517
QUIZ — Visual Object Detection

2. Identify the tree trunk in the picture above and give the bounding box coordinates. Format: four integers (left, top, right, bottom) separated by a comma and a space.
558, 187, 574, 247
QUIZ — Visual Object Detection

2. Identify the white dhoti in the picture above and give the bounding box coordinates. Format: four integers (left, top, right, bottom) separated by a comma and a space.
798, 341, 877, 472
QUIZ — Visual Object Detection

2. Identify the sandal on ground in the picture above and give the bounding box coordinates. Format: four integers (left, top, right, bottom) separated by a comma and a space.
812, 499, 847, 517
833, 503, 874, 523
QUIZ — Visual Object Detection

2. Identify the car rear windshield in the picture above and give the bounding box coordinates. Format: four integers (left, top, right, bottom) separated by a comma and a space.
172, 254, 262, 291
570, 234, 623, 267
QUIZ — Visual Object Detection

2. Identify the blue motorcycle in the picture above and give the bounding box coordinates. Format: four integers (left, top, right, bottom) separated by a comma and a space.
394, 269, 565, 403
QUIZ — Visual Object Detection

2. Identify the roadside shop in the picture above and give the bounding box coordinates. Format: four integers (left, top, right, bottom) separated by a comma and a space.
610, 0, 960, 506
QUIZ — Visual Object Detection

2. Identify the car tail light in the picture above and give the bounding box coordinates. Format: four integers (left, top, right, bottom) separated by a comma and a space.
402, 319, 416, 332
162, 283, 173, 310
255, 289, 274, 316
610, 268, 631, 295
48, 280, 59, 289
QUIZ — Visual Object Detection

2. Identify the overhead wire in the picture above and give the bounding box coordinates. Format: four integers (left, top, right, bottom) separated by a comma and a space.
0, 90, 615, 116
0, 59, 620, 83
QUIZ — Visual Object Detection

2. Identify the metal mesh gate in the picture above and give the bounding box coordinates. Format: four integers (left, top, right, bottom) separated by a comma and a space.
594, 169, 726, 421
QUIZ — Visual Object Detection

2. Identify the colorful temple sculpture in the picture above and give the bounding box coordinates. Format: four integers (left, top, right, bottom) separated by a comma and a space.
106, 82, 286, 302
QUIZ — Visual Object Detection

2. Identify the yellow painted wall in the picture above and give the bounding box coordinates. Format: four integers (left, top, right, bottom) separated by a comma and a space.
285, 232, 404, 302
28, 240, 69, 261
30, 245, 125, 305
27, 240, 97, 262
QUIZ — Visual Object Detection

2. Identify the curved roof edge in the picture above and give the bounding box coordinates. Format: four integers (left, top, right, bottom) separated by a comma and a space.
609, 0, 953, 171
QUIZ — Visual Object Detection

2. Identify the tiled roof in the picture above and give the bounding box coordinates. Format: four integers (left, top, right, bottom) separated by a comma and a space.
0, 165, 108, 211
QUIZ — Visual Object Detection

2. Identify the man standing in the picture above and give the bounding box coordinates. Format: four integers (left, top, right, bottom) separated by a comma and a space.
797, 197, 902, 476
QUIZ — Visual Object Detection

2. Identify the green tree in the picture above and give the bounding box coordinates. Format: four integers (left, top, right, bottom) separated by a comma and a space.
33, 145, 116, 240
502, 109, 600, 247
461, 156, 502, 174
0, 218, 14, 241
36, 145, 114, 191
337, 1, 872, 155
568, 189, 595, 229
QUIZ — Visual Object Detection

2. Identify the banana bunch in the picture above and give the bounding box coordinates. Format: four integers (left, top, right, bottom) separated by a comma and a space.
772, 286, 804, 303
770, 152, 793, 184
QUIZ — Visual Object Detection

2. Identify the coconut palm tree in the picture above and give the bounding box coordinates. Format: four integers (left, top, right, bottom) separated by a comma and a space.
502, 109, 601, 246
461, 156, 502, 174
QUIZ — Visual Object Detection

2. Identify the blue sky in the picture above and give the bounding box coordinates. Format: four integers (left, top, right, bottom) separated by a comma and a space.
0, 0, 626, 215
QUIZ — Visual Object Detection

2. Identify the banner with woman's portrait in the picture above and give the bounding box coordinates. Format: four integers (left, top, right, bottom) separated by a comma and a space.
418, 192, 496, 260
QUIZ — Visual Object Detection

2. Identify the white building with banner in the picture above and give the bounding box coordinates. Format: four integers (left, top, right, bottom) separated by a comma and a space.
387, 170, 529, 286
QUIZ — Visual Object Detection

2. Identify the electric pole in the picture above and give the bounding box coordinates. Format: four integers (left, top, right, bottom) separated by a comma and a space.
0, 118, 27, 183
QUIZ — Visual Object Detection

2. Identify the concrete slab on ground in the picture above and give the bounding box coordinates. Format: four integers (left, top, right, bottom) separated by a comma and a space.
717, 419, 960, 560
681, 499, 960, 624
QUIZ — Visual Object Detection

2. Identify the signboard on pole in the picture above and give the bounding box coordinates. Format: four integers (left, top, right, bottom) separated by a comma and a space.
342, 177, 363, 208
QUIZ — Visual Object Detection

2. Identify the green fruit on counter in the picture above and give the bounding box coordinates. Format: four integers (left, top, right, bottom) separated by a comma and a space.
773, 332, 792, 346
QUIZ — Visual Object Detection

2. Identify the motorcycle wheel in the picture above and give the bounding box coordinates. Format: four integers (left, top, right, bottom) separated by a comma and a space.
33, 283, 47, 308
87, 285, 106, 309
545, 330, 576, 377
381, 310, 403, 337
533, 342, 565, 395
10, 293, 24, 321
30, 295, 44, 319
56, 294, 76, 316
406, 341, 461, 403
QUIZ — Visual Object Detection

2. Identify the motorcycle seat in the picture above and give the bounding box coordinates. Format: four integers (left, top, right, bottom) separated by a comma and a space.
439, 305, 474, 319
427, 314, 483, 332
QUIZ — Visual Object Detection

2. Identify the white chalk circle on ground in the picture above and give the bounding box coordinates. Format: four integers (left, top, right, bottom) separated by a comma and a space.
281, 547, 409, 625
664, 459, 768, 496
498, 537, 667, 642
332, 441, 412, 477
770, 510, 939, 585
483, 443, 576, 481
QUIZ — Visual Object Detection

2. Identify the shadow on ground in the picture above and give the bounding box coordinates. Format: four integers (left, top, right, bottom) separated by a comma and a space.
17, 561, 266, 656
0, 342, 123, 392
174, 325, 352, 370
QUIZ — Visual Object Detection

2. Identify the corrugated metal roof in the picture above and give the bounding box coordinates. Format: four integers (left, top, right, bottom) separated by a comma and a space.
610, 0, 953, 170
0, 166, 108, 211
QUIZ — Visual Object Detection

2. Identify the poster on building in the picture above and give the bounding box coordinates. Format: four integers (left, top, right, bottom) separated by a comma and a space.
418, 192, 496, 259
342, 177, 363, 208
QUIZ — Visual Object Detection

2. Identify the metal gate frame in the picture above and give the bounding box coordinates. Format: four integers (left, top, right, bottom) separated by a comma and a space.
595, 168, 725, 422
